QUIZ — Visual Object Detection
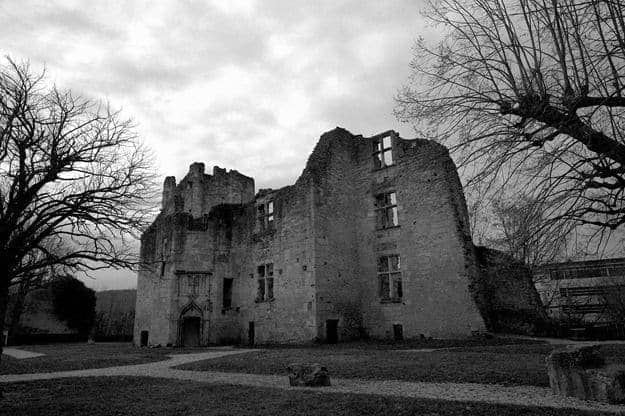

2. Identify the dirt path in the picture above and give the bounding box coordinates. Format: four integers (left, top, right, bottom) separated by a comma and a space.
1, 348, 623, 413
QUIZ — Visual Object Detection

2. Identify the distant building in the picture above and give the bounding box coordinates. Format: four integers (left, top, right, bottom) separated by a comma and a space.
534, 258, 625, 337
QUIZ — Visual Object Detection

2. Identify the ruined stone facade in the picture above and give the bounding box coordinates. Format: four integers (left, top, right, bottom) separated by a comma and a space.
134, 128, 486, 346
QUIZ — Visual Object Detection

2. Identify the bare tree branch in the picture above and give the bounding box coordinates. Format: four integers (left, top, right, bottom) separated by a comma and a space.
0, 57, 158, 382
396, 0, 625, 235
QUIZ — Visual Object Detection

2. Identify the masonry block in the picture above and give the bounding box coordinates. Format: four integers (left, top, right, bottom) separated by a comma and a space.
547, 345, 625, 404
287, 363, 331, 387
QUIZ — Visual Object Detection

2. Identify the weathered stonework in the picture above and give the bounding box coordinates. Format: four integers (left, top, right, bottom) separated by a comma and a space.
472, 247, 548, 334
133, 127, 487, 346
547, 345, 625, 404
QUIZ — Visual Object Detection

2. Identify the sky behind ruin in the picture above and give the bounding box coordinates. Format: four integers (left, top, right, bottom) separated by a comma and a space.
1, 0, 435, 290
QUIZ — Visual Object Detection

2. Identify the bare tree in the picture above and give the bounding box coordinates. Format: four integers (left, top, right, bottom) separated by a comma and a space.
487, 193, 574, 267
396, 0, 625, 234
0, 58, 157, 380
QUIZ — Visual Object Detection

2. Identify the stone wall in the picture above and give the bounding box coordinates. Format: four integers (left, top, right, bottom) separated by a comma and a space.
134, 166, 256, 347
354, 132, 484, 339
472, 246, 548, 334
306, 129, 363, 341
305, 128, 485, 340
231, 184, 318, 344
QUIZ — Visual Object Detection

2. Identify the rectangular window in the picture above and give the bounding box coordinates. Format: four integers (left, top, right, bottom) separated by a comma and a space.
256, 263, 274, 302
257, 200, 275, 230
267, 201, 274, 228
373, 135, 393, 169
223, 278, 233, 309
378, 255, 402, 301
375, 191, 399, 229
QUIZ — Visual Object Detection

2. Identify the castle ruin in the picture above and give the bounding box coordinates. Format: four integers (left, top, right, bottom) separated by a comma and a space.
134, 127, 488, 346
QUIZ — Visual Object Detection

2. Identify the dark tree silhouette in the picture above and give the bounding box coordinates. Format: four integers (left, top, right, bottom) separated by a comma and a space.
0, 58, 157, 382
50, 276, 96, 336
396, 0, 625, 235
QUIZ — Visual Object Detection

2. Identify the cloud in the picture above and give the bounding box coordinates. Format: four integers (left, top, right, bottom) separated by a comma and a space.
0, 0, 432, 288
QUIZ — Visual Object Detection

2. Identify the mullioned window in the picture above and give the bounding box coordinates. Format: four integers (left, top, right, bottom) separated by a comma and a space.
378, 255, 402, 302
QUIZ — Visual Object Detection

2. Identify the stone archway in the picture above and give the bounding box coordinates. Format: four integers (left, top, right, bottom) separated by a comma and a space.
178, 302, 203, 347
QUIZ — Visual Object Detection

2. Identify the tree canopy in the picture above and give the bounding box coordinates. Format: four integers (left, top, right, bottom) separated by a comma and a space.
50, 276, 96, 336
396, 0, 625, 233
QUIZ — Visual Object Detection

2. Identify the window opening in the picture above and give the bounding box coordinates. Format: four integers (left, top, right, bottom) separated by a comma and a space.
223, 278, 233, 309
373, 135, 394, 168
378, 255, 402, 301
375, 191, 399, 229
257, 200, 275, 230
256, 263, 274, 302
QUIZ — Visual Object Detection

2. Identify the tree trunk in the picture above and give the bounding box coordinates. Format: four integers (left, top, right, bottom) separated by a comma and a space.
7, 281, 28, 345
0, 279, 9, 399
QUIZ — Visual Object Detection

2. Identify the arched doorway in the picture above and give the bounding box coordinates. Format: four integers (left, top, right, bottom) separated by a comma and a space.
178, 302, 203, 347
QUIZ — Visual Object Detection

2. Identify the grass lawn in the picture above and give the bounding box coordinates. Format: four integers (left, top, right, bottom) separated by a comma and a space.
0, 336, 539, 376
0, 343, 215, 375
176, 343, 625, 387
1, 376, 613, 416
250, 336, 543, 350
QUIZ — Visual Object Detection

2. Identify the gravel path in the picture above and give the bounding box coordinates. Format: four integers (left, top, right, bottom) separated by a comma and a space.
505, 335, 625, 346
1, 348, 624, 413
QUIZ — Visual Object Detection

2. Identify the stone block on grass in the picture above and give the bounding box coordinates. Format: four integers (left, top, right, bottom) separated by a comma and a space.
547, 345, 625, 404
287, 363, 331, 387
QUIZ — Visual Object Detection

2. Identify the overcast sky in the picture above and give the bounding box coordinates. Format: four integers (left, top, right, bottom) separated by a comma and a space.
1, 0, 435, 290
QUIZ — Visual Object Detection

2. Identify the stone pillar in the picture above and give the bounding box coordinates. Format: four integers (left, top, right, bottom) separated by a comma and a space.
189, 163, 205, 216
162, 176, 176, 213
